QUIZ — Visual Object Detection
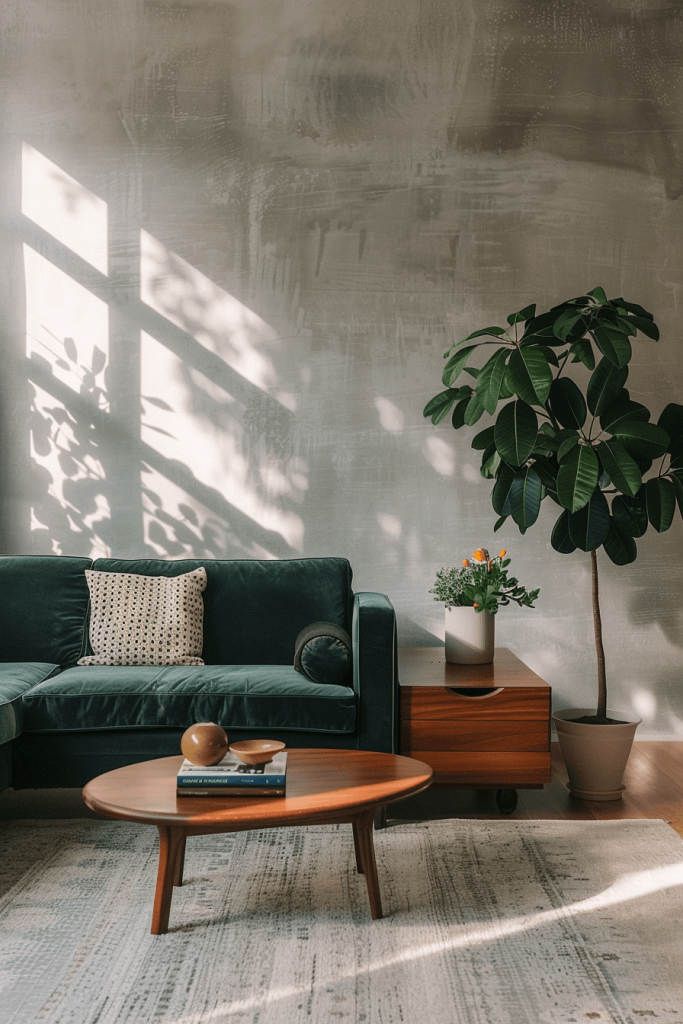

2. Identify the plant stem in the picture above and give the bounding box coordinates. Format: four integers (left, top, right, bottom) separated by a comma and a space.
591, 549, 607, 718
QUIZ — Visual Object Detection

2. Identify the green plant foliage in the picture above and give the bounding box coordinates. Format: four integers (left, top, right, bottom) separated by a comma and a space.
430, 551, 539, 615
422, 288, 681, 572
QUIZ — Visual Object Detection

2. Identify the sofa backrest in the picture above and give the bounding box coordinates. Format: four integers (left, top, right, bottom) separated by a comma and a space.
0, 556, 92, 666
91, 557, 353, 665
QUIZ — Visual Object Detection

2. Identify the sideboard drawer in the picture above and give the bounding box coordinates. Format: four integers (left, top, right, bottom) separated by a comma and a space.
401, 719, 549, 752
407, 751, 552, 785
401, 687, 549, 721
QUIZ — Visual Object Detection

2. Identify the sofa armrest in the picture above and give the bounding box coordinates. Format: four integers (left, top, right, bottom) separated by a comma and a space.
352, 592, 398, 753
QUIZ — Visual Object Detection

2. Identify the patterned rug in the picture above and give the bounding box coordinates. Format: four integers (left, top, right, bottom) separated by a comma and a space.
1, 818, 682, 1024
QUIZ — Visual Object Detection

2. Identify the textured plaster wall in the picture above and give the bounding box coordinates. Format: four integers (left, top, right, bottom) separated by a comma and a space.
1, 1, 683, 735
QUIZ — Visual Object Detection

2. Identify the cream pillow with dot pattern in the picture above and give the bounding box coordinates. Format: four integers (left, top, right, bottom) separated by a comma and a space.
78, 567, 207, 666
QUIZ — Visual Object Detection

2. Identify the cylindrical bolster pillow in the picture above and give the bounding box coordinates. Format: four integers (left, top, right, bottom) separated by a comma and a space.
294, 621, 352, 686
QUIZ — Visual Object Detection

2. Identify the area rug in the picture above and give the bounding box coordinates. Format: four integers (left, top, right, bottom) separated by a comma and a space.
1, 819, 682, 1024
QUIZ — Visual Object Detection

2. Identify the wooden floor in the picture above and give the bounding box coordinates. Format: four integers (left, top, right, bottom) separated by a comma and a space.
2, 742, 683, 840
390, 742, 683, 840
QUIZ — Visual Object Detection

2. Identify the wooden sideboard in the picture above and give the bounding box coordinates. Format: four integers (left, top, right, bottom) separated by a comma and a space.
398, 647, 552, 812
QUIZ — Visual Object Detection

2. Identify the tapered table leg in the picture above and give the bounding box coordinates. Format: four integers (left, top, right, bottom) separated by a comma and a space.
173, 835, 186, 887
354, 810, 383, 919
152, 826, 185, 934
352, 821, 364, 874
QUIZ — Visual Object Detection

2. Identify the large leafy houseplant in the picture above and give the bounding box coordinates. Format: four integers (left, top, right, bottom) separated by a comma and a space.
423, 287, 683, 726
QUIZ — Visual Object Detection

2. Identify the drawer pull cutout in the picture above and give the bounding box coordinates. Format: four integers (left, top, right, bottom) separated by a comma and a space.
446, 687, 504, 699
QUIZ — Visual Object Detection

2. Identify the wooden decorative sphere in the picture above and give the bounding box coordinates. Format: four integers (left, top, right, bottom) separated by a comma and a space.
180, 722, 229, 766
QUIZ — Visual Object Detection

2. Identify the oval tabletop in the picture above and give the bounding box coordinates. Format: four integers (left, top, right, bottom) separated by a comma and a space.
83, 749, 433, 828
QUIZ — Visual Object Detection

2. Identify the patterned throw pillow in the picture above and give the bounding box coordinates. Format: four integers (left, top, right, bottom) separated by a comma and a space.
78, 568, 207, 666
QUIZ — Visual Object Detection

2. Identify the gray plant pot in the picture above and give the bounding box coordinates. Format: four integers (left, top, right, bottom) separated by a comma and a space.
552, 707, 641, 801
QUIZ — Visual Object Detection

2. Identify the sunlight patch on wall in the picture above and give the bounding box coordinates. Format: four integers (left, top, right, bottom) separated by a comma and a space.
22, 143, 107, 274
141, 331, 304, 551
24, 246, 109, 409
140, 230, 296, 409
29, 382, 111, 558
375, 397, 404, 432
141, 466, 278, 560
423, 435, 455, 476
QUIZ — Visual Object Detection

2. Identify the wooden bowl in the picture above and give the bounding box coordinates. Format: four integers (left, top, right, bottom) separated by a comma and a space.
229, 739, 286, 766
180, 722, 229, 766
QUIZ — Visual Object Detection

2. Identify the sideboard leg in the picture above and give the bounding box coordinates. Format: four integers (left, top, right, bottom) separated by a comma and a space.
495, 789, 518, 814
373, 805, 388, 830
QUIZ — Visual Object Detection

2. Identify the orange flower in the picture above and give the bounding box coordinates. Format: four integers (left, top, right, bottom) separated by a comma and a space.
499, 549, 507, 558
462, 559, 469, 567
473, 602, 479, 608
473, 548, 486, 561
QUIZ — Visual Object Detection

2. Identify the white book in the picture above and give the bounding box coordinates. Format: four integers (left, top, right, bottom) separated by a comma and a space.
177, 751, 288, 786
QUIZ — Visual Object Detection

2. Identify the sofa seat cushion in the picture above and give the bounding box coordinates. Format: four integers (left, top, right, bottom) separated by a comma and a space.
21, 665, 356, 735
0, 663, 61, 744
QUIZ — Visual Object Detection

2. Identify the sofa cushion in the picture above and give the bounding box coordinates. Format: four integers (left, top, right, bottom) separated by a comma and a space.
0, 663, 61, 744
91, 557, 353, 665
78, 567, 207, 666
0, 556, 92, 665
21, 665, 356, 734
294, 622, 352, 686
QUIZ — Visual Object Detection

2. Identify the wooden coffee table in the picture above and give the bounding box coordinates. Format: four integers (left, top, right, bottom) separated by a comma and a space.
82, 748, 432, 934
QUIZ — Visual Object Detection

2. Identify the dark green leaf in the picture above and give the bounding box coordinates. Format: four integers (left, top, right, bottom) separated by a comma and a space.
658, 403, 683, 449
442, 345, 478, 387
424, 388, 460, 423
621, 314, 660, 340
557, 432, 580, 462
461, 326, 506, 342
492, 463, 516, 516
599, 390, 650, 433
645, 477, 676, 533
587, 357, 629, 416
507, 347, 553, 406
569, 340, 595, 370
549, 377, 587, 430
480, 443, 501, 480
551, 509, 577, 553
592, 325, 631, 368
493, 515, 507, 532
451, 397, 470, 429
612, 493, 648, 537
494, 401, 538, 467
530, 454, 558, 489
603, 519, 637, 565
596, 438, 642, 497
568, 487, 610, 551
509, 467, 543, 532
553, 308, 584, 341
472, 425, 495, 450
611, 420, 669, 460
613, 316, 637, 337
507, 303, 536, 325
476, 348, 510, 414
463, 393, 486, 426
556, 443, 599, 512
609, 297, 654, 321
587, 286, 608, 304
671, 473, 683, 519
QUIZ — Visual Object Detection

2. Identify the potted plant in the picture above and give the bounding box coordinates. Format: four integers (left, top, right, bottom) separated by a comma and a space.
423, 287, 683, 799
431, 548, 539, 664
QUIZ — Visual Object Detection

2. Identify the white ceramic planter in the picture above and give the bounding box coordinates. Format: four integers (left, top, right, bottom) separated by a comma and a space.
444, 606, 495, 664
553, 707, 641, 801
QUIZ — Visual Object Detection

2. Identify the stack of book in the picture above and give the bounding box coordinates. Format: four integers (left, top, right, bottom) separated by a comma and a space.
176, 751, 288, 797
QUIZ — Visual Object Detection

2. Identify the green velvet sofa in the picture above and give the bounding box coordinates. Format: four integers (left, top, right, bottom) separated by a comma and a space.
0, 555, 398, 791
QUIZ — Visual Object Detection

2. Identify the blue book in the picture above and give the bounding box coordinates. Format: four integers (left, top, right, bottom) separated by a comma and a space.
177, 751, 287, 787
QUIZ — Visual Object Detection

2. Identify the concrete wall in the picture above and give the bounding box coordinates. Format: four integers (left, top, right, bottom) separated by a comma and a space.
1, 0, 682, 735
